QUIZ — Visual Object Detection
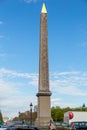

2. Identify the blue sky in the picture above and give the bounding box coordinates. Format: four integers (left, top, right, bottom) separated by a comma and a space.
0, 0, 87, 118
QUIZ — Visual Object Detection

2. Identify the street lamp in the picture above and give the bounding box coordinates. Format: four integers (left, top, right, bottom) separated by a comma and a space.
19, 112, 21, 120
30, 102, 33, 125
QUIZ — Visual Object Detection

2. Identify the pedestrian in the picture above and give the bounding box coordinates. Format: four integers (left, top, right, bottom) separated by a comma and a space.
49, 120, 56, 130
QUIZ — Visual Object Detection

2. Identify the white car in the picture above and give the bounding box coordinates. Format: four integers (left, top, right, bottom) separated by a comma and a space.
0, 125, 7, 130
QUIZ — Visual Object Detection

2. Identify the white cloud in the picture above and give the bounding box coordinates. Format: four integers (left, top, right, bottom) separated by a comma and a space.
0, 21, 3, 25
0, 53, 7, 58
23, 0, 47, 4
0, 68, 38, 79
0, 80, 17, 95
0, 95, 37, 118
80, 43, 87, 47
0, 68, 38, 117
50, 71, 87, 96
0, 35, 4, 39
52, 98, 61, 102
24, 0, 36, 3
51, 98, 78, 108
0, 68, 87, 118
58, 86, 86, 96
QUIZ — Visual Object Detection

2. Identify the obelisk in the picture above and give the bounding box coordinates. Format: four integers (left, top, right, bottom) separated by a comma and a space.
36, 3, 52, 125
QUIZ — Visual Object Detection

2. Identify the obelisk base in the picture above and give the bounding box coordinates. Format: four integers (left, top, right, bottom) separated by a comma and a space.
36, 94, 52, 126
35, 117, 52, 127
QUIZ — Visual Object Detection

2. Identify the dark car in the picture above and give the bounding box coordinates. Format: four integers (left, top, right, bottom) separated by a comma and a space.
70, 121, 87, 130
6, 124, 40, 130
27, 125, 40, 130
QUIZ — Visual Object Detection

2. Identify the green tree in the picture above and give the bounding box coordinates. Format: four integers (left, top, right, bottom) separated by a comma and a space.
0, 111, 3, 124
51, 107, 63, 121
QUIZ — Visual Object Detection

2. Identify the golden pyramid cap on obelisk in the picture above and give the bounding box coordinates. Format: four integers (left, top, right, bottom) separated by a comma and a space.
41, 3, 47, 13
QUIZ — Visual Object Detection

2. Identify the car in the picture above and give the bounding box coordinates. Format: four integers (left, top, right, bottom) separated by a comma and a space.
70, 121, 87, 130
0, 124, 7, 130
61, 122, 69, 127
6, 124, 40, 130
54, 122, 69, 128
54, 122, 61, 127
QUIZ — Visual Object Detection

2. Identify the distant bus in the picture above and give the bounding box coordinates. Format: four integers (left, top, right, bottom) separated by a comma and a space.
64, 111, 87, 125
